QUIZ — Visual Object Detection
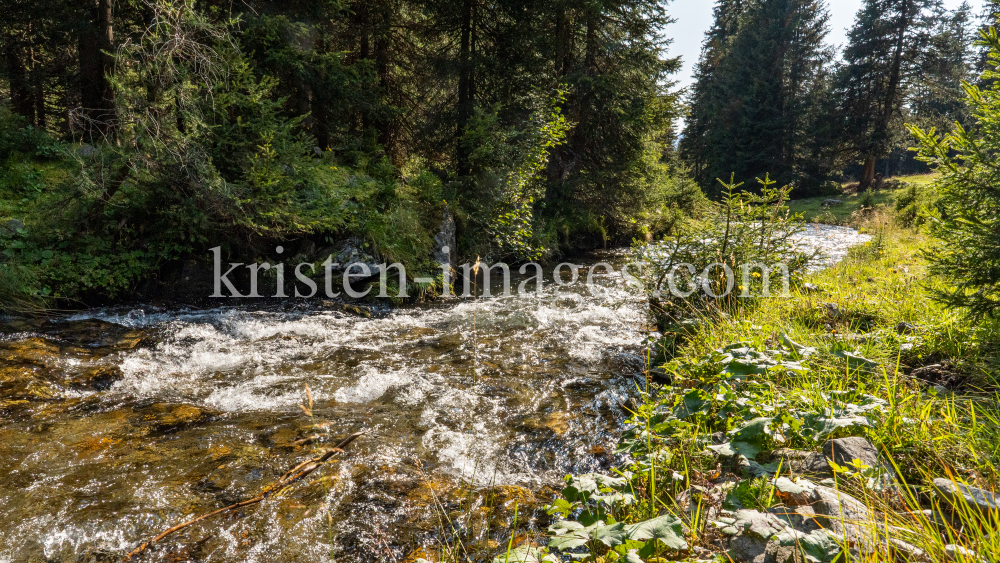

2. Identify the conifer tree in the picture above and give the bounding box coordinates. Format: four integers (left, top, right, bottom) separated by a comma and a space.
836, 0, 938, 189
681, 0, 835, 194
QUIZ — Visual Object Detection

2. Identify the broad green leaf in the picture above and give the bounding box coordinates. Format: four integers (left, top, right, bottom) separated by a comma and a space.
493, 545, 558, 563
623, 514, 688, 550
545, 498, 575, 518
591, 521, 628, 548
547, 520, 590, 551
673, 388, 711, 419
730, 417, 771, 459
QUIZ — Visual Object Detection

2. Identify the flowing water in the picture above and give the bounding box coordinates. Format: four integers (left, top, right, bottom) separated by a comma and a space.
0, 226, 869, 563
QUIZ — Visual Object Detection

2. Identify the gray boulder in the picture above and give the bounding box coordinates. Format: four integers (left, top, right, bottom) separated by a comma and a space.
773, 449, 831, 477
76, 144, 97, 158
821, 199, 843, 207
717, 510, 795, 563
433, 209, 456, 270
934, 478, 999, 514
320, 238, 383, 277
823, 437, 880, 469
1, 218, 25, 236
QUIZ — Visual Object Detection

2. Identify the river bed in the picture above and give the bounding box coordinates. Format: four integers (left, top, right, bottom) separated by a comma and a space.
0, 225, 869, 563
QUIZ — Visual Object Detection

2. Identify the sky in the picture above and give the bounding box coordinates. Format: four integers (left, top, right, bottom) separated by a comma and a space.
666, 0, 990, 92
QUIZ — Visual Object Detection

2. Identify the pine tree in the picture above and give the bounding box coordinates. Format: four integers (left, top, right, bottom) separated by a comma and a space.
976, 0, 1000, 86
680, 0, 751, 187
681, 0, 835, 195
910, 2, 977, 134
836, 0, 940, 189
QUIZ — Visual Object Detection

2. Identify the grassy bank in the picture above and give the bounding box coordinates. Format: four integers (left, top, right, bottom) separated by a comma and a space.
789, 173, 940, 225
507, 209, 1000, 563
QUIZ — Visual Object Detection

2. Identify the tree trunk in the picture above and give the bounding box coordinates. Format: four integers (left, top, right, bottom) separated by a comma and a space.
555, 9, 568, 76
98, 0, 114, 100
375, 5, 393, 161
5, 44, 34, 122
456, 0, 475, 177
865, 0, 911, 183
859, 157, 876, 190
585, 14, 596, 70
34, 78, 46, 129
79, 0, 114, 136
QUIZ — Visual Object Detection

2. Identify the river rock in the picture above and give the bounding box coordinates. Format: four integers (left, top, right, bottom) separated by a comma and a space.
0, 338, 60, 366
717, 510, 788, 563
773, 477, 871, 535
944, 544, 983, 562
153, 404, 204, 429
320, 238, 383, 276
68, 365, 122, 391
433, 209, 456, 270
322, 301, 373, 318
717, 509, 820, 563
933, 478, 1000, 514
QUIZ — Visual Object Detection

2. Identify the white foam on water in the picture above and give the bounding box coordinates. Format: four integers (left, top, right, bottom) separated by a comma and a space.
332, 365, 415, 404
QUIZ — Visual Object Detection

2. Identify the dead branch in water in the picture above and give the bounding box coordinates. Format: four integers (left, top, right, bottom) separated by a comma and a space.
121, 431, 365, 562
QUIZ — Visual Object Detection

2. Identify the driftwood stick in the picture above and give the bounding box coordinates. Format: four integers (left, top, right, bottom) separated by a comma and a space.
121, 431, 365, 562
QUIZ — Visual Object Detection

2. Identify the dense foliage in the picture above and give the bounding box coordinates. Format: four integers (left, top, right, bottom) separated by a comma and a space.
911, 28, 1000, 319
0, 0, 693, 307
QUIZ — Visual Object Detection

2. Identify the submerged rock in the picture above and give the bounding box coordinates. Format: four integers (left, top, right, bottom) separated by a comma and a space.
68, 365, 122, 391
0, 338, 60, 366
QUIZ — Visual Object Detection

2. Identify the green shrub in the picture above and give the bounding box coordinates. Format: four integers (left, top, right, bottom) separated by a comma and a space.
634, 174, 812, 321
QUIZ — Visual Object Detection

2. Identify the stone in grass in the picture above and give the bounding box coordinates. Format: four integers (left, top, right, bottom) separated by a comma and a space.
823, 437, 881, 470
717, 510, 800, 563
801, 283, 822, 294
772, 449, 831, 477
933, 478, 1000, 514
770, 478, 923, 559
944, 544, 984, 562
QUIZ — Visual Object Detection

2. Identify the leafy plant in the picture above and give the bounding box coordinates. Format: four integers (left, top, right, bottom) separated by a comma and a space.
635, 174, 812, 324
